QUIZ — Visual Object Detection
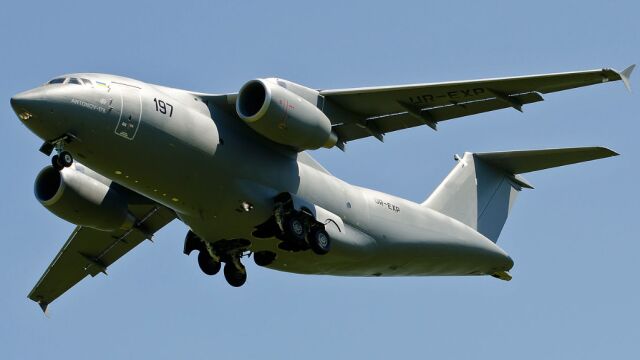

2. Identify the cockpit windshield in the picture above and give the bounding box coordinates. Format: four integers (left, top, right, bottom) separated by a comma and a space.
47, 78, 65, 84
46, 77, 94, 86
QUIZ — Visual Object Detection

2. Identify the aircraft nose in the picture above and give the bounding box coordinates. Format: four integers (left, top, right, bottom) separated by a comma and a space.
10, 88, 46, 121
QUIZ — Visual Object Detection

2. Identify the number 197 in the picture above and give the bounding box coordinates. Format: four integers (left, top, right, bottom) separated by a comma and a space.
153, 98, 173, 117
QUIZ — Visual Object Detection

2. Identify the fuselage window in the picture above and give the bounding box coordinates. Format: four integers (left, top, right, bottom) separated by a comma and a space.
47, 78, 66, 84
67, 78, 82, 85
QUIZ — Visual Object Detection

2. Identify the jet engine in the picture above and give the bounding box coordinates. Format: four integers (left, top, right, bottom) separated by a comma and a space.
34, 166, 135, 231
236, 79, 337, 150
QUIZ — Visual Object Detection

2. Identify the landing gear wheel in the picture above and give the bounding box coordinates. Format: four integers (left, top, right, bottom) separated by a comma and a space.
224, 263, 247, 287
283, 215, 306, 244
197, 252, 221, 275
308, 228, 331, 255
183, 230, 204, 256
254, 251, 277, 267
58, 151, 73, 167
51, 155, 63, 171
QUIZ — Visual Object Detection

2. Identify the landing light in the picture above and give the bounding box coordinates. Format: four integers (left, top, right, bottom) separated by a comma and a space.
18, 111, 32, 121
241, 201, 254, 212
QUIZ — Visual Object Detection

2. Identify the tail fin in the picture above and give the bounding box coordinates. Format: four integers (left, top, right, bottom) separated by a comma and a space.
422, 147, 618, 242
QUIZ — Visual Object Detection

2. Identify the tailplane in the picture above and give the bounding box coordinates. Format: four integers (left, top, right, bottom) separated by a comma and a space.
422, 147, 618, 242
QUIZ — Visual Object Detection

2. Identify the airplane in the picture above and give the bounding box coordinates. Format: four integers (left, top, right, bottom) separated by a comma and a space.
10, 64, 634, 313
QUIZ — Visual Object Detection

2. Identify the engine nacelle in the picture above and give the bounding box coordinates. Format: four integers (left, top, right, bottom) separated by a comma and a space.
236, 79, 337, 150
34, 166, 135, 231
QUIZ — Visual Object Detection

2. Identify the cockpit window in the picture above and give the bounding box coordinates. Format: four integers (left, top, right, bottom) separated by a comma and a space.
67, 78, 82, 85
47, 78, 65, 84
81, 78, 93, 86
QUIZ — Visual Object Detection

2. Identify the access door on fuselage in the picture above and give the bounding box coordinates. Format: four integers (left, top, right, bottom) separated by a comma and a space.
112, 82, 142, 140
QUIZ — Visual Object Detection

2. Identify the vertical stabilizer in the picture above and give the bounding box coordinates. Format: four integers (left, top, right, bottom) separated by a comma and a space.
422, 147, 617, 242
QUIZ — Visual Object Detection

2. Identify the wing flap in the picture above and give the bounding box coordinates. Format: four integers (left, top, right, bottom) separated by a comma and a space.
333, 92, 544, 142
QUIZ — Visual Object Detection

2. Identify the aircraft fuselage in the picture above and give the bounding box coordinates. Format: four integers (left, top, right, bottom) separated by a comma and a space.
12, 73, 513, 279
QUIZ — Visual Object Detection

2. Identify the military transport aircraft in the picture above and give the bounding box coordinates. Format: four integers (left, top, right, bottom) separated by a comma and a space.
11, 64, 634, 312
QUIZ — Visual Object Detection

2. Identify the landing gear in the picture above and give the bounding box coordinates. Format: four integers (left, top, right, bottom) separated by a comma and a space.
51, 155, 63, 170
283, 215, 306, 245
183, 230, 250, 287
266, 193, 332, 255
223, 262, 247, 287
46, 135, 76, 171
254, 251, 277, 267
308, 227, 331, 255
51, 151, 73, 171
58, 151, 73, 167
51, 152, 73, 170
198, 251, 221, 275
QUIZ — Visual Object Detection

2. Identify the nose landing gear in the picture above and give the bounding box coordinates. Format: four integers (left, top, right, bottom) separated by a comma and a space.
41, 134, 77, 171
52, 151, 73, 170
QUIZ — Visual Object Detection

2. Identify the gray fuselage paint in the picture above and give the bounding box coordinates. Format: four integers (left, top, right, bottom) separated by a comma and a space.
16, 73, 514, 278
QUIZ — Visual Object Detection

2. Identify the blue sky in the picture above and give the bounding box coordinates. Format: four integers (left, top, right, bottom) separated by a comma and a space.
1, 1, 637, 359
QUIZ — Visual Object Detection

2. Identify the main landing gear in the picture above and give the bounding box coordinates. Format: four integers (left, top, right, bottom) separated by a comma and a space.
253, 193, 332, 255
184, 230, 252, 287
184, 194, 331, 287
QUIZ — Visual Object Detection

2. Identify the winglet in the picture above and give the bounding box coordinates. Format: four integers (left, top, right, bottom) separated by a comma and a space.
619, 64, 635, 92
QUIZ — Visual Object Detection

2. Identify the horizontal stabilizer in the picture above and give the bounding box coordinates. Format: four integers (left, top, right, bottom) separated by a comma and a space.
475, 147, 618, 174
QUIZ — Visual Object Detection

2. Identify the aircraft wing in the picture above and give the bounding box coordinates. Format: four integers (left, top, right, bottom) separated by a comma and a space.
28, 204, 176, 313
321, 65, 635, 144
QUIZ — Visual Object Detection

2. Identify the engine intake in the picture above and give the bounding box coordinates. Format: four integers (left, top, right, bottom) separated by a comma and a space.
236, 79, 337, 150
34, 166, 135, 231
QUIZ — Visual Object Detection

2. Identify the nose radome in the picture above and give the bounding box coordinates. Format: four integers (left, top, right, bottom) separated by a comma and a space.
11, 88, 43, 109
10, 88, 49, 120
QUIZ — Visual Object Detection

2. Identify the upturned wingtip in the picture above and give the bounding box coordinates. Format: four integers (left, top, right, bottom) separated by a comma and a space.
619, 64, 635, 92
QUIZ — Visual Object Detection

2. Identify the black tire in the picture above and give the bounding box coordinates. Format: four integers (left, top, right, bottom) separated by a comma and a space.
308, 228, 331, 255
224, 263, 247, 287
51, 155, 63, 171
198, 251, 221, 275
59, 151, 73, 167
283, 215, 306, 244
254, 251, 277, 267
